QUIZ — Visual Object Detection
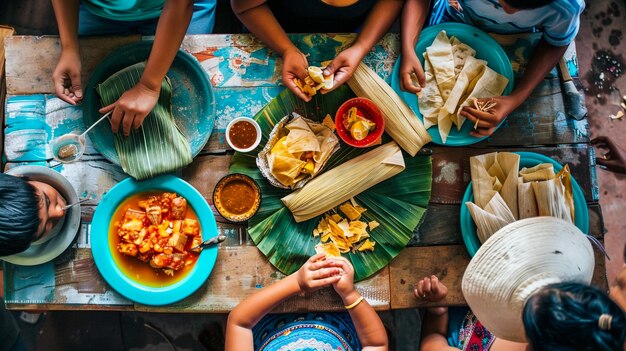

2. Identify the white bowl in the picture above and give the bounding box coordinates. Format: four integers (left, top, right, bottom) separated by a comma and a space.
225, 117, 262, 153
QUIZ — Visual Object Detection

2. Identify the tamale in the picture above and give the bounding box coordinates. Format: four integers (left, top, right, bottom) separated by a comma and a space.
347, 63, 431, 156
418, 54, 444, 130
282, 142, 405, 222
426, 31, 456, 101
531, 177, 573, 224
557, 164, 575, 222
519, 163, 555, 182
466, 192, 515, 243
517, 179, 539, 219
470, 152, 520, 219
96, 62, 192, 180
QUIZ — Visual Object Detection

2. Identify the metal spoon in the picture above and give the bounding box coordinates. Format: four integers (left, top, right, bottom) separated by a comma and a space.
62, 198, 91, 211
191, 235, 227, 250
51, 111, 113, 163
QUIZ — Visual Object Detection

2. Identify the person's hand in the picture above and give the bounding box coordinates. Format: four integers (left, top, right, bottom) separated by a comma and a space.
460, 95, 519, 138
281, 47, 311, 102
399, 49, 425, 94
295, 253, 343, 294
592, 136, 626, 174
331, 256, 356, 299
414, 275, 448, 303
99, 82, 160, 137
321, 44, 367, 94
52, 48, 83, 105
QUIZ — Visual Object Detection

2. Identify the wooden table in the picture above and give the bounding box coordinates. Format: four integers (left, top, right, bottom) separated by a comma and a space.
1, 33, 606, 312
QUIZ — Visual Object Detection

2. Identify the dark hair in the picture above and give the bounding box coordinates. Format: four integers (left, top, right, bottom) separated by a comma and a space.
502, 0, 554, 10
523, 282, 626, 351
0, 174, 41, 256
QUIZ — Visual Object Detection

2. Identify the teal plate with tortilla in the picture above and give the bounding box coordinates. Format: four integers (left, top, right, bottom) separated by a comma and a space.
91, 175, 218, 305
460, 152, 590, 257
390, 23, 514, 146
83, 41, 215, 165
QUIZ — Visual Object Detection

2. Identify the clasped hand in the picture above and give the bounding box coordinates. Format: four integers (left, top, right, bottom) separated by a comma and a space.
295, 253, 356, 299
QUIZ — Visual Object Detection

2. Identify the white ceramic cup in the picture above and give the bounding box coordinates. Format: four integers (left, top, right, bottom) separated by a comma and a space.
225, 117, 262, 153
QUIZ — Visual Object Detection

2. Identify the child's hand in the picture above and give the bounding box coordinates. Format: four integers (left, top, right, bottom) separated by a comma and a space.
52, 49, 83, 105
281, 47, 311, 102
99, 82, 160, 137
295, 253, 343, 294
399, 49, 425, 94
330, 256, 356, 299
414, 275, 448, 303
461, 95, 519, 138
321, 44, 367, 94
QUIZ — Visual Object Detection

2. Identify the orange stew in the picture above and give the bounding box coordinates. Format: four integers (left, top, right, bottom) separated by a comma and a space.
109, 192, 202, 287
229, 120, 257, 149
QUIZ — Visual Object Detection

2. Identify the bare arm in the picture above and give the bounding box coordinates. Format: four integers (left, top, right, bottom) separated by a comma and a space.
225, 254, 342, 350
461, 39, 568, 137
100, 0, 193, 136
51, 0, 82, 104
324, 0, 404, 90
333, 258, 388, 350
399, 0, 430, 93
231, 0, 311, 100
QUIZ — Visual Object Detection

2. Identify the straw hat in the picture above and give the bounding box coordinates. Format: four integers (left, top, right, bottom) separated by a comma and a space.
461, 217, 595, 342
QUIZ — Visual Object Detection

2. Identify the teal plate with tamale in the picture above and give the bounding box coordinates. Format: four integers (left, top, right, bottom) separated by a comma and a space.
461, 152, 590, 257
91, 175, 218, 305
83, 41, 215, 165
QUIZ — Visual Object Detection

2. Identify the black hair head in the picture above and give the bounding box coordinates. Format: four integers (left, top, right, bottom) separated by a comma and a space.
523, 282, 626, 351
502, 0, 555, 10
0, 174, 41, 256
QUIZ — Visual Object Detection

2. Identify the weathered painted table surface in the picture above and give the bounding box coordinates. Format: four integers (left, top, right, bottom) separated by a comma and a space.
2, 33, 605, 312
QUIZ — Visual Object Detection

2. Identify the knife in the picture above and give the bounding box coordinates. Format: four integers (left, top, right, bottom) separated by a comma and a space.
191, 235, 227, 250
557, 58, 588, 121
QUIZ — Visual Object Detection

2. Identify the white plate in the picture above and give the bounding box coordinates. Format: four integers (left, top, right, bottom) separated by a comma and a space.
1, 165, 81, 265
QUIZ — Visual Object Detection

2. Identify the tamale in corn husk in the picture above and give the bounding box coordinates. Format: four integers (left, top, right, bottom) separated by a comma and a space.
455, 66, 509, 130
347, 64, 431, 156
517, 179, 538, 219
426, 31, 456, 101
465, 192, 515, 243
96, 62, 192, 180
418, 55, 444, 129
519, 163, 555, 182
282, 142, 405, 222
531, 164, 575, 223
470, 152, 520, 219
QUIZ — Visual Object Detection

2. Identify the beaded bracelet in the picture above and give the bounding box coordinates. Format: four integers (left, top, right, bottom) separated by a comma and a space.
344, 296, 364, 310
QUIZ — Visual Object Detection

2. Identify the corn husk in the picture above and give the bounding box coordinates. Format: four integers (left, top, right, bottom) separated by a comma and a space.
532, 177, 573, 224
470, 152, 520, 219
418, 54, 444, 129
347, 63, 431, 156
282, 142, 405, 222
96, 62, 192, 180
517, 179, 538, 219
466, 192, 515, 243
519, 163, 555, 182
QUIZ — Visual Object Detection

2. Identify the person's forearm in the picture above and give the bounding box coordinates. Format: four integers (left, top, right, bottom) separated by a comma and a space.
140, 0, 193, 91
225, 274, 302, 349
509, 39, 568, 106
51, 0, 80, 51
401, 0, 430, 55
422, 307, 449, 341
232, 2, 297, 56
341, 291, 388, 348
353, 0, 404, 56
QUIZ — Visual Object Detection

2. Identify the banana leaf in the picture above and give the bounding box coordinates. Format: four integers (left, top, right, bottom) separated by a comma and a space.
96, 62, 192, 180
230, 86, 432, 281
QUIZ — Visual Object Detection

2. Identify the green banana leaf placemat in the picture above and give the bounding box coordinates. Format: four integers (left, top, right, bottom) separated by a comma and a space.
230, 86, 432, 281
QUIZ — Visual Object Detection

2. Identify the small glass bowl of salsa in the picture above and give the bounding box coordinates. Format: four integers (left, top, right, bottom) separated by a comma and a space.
213, 173, 261, 222
225, 117, 262, 153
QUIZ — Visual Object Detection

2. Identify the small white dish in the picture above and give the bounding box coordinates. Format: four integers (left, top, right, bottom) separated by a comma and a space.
225, 117, 262, 153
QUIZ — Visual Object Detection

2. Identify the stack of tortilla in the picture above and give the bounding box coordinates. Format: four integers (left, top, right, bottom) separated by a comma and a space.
418, 31, 509, 143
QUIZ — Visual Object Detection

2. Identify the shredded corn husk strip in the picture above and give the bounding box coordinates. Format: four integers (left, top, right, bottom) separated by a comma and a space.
282, 141, 405, 222
347, 63, 431, 156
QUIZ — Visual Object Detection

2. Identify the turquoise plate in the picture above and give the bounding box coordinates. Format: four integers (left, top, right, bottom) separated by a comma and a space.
461, 152, 590, 256
91, 175, 218, 305
390, 23, 514, 146
83, 41, 215, 165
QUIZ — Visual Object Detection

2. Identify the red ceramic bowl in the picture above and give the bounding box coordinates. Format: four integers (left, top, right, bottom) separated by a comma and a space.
335, 97, 385, 148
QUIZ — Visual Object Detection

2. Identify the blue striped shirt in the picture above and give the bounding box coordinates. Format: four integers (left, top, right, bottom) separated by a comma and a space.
444, 0, 585, 46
